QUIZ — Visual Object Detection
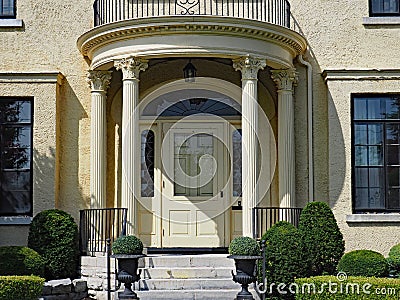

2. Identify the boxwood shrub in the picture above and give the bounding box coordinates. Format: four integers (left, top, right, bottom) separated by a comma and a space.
0, 275, 45, 300
387, 243, 400, 278
0, 246, 44, 277
28, 209, 79, 280
298, 202, 345, 276
337, 250, 388, 278
295, 276, 400, 300
259, 221, 307, 298
112, 235, 143, 255
228, 236, 260, 256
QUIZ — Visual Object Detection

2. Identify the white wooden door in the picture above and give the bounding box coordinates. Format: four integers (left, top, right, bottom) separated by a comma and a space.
161, 122, 227, 247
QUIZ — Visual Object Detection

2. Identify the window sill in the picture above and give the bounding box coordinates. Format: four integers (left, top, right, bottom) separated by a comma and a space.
0, 19, 23, 28
346, 214, 400, 223
0, 216, 32, 225
363, 16, 400, 26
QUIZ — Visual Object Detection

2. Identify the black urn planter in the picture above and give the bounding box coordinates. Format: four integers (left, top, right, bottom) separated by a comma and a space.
228, 255, 262, 300
111, 254, 145, 300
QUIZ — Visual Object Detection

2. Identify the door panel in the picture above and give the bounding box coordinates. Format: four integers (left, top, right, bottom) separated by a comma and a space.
162, 123, 227, 247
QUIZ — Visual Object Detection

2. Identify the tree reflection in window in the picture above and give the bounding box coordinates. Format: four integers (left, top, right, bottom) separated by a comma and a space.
141, 130, 155, 197
232, 129, 242, 197
0, 99, 32, 216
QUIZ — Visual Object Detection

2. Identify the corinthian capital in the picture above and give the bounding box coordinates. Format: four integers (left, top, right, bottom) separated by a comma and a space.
87, 70, 112, 92
271, 69, 298, 91
233, 55, 267, 80
115, 57, 149, 80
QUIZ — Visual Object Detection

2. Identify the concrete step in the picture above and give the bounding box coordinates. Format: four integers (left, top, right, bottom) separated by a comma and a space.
135, 289, 259, 300
140, 267, 233, 279
138, 278, 239, 290
140, 254, 234, 268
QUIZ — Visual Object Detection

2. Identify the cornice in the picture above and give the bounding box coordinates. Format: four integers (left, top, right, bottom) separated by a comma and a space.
77, 16, 307, 59
0, 72, 64, 84
322, 69, 400, 82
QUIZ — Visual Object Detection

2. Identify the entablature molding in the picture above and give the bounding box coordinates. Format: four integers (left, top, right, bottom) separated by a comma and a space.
323, 69, 400, 82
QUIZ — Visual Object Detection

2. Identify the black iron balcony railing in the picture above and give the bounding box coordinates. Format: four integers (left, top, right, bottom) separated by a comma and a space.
252, 207, 302, 240
79, 208, 127, 256
93, 0, 295, 30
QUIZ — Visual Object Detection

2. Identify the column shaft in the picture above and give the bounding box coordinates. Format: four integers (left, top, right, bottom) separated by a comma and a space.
233, 56, 266, 238
271, 69, 298, 210
115, 57, 148, 235
87, 71, 111, 209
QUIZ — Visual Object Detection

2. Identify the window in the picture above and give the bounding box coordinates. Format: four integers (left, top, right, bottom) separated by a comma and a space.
353, 95, 400, 212
141, 130, 154, 197
370, 0, 400, 16
0, 98, 32, 216
0, 0, 15, 18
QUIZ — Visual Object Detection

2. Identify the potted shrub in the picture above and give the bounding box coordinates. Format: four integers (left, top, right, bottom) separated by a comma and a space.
111, 235, 145, 300
228, 236, 261, 300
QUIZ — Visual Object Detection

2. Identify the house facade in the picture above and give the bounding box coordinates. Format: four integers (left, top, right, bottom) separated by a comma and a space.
1, 0, 400, 254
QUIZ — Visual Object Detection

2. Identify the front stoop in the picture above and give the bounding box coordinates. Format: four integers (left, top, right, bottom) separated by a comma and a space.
136, 254, 259, 300
80, 254, 259, 300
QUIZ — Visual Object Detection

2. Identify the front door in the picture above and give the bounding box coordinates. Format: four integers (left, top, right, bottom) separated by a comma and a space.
161, 122, 228, 247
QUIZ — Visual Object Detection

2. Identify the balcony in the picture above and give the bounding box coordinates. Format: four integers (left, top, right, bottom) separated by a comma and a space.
93, 0, 298, 31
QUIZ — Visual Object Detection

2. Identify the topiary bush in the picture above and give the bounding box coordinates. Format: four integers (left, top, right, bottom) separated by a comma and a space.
337, 250, 388, 277
112, 235, 143, 255
387, 243, 400, 278
0, 275, 45, 300
298, 201, 345, 277
228, 236, 260, 256
0, 246, 44, 277
259, 221, 307, 298
28, 209, 79, 280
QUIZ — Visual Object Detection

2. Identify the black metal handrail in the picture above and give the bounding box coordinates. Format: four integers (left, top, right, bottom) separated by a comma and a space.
252, 207, 302, 240
79, 208, 127, 256
93, 0, 297, 31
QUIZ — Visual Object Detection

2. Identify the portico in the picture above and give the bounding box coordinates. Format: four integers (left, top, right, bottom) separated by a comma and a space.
79, 11, 306, 247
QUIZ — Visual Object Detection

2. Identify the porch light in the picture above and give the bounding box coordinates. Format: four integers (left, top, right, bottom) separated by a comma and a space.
183, 60, 197, 82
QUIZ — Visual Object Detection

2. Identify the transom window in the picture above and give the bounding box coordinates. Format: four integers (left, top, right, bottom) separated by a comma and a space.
0, 98, 33, 216
0, 0, 15, 18
353, 95, 400, 212
370, 0, 400, 16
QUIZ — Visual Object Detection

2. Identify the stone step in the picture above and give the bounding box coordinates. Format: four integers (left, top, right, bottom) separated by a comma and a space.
140, 267, 233, 279
138, 278, 239, 290
135, 289, 260, 300
140, 254, 234, 268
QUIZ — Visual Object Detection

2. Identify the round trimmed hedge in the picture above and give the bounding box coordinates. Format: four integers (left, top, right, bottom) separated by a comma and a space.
337, 250, 389, 277
228, 236, 260, 256
259, 221, 307, 298
112, 235, 143, 255
28, 209, 79, 280
0, 246, 44, 277
298, 202, 345, 276
387, 243, 400, 278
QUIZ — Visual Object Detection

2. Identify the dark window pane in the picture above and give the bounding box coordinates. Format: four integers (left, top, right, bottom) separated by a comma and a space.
388, 189, 400, 209
1, 171, 30, 191
388, 167, 400, 187
368, 146, 383, 165
141, 130, 154, 197
232, 129, 242, 197
354, 98, 367, 120
368, 124, 383, 145
355, 188, 369, 209
368, 188, 385, 209
387, 145, 400, 165
355, 124, 367, 145
0, 191, 31, 215
2, 148, 30, 169
372, 0, 399, 13
0, 0, 15, 17
2, 126, 31, 147
367, 98, 384, 119
385, 97, 400, 119
0, 101, 31, 123
355, 146, 368, 166
355, 167, 368, 187
386, 124, 400, 144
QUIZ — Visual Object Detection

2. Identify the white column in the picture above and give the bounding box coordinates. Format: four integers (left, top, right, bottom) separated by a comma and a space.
233, 56, 266, 237
271, 69, 298, 209
87, 70, 112, 209
115, 57, 148, 235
